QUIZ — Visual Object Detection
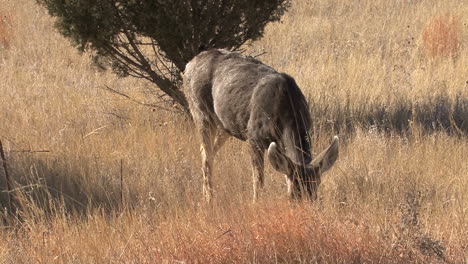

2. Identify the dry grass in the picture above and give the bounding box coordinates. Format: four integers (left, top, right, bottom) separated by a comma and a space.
0, 0, 467, 263
1, 201, 453, 263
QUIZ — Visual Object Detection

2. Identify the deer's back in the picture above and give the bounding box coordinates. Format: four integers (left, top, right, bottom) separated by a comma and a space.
184, 49, 311, 158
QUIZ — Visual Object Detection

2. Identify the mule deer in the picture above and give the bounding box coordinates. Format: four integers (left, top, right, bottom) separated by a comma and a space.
184, 49, 339, 202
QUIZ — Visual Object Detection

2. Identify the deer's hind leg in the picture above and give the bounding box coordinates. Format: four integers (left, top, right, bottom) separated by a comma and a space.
199, 122, 217, 203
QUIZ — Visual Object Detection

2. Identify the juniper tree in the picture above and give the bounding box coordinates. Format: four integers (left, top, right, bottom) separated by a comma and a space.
37, 0, 290, 113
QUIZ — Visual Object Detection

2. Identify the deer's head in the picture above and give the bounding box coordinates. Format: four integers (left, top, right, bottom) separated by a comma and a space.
268, 136, 339, 200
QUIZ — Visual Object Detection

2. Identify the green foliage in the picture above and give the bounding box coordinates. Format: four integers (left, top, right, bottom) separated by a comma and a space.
36, 0, 290, 111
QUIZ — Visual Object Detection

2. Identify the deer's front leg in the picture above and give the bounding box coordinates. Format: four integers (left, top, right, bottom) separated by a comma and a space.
249, 144, 265, 202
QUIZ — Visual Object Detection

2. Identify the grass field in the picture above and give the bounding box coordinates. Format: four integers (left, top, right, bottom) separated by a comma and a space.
0, 0, 467, 263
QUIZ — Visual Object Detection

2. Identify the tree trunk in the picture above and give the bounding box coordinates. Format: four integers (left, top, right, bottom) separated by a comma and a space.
147, 70, 190, 114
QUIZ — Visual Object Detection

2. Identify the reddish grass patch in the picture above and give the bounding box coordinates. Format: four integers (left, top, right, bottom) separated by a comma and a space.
422, 14, 460, 58
0, 10, 12, 49
145, 202, 424, 263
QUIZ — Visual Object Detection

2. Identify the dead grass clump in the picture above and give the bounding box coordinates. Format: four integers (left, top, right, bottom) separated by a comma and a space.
422, 14, 460, 58
0, 10, 13, 49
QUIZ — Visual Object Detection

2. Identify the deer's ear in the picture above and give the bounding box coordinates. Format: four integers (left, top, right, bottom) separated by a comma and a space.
311, 136, 339, 173
268, 142, 293, 175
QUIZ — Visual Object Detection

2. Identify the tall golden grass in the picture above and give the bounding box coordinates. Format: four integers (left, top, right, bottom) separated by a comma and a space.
0, 0, 467, 262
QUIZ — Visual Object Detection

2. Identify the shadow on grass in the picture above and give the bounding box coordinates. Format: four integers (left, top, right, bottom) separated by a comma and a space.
0, 142, 202, 225
311, 93, 467, 137
0, 154, 139, 223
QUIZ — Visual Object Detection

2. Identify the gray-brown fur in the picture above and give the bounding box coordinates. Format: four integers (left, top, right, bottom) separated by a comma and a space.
184, 49, 339, 201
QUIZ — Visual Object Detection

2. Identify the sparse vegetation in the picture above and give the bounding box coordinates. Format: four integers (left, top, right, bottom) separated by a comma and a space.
0, 0, 467, 263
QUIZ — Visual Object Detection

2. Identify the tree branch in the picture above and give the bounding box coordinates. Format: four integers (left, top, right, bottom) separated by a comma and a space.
101, 85, 182, 113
